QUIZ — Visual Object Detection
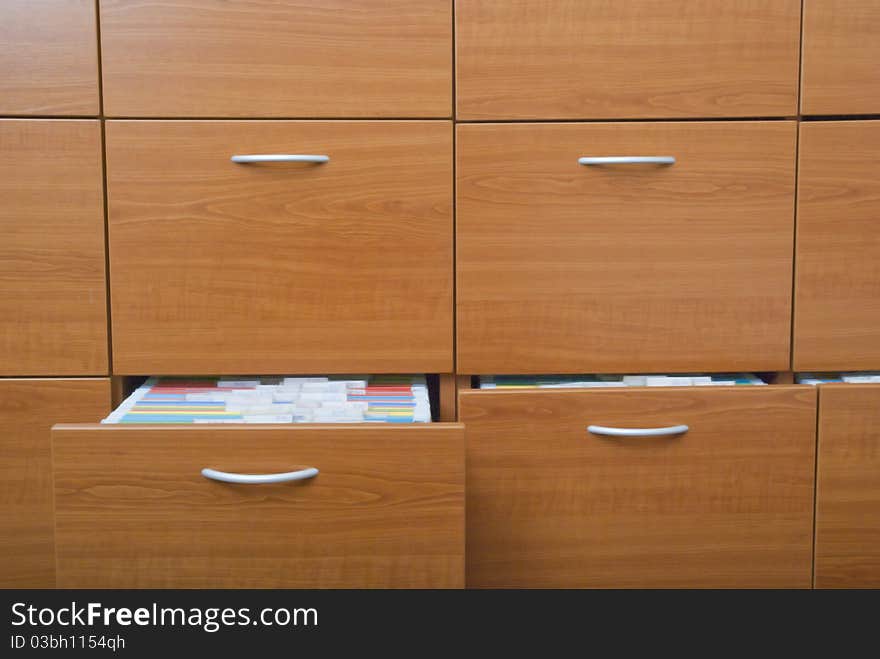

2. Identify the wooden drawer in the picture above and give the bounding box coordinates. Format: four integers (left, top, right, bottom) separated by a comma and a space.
0, 120, 108, 376
816, 384, 880, 588
52, 423, 464, 588
100, 0, 451, 118
0, 1, 99, 116
106, 121, 453, 375
0, 379, 110, 588
794, 121, 880, 371
455, 0, 800, 120
802, 0, 880, 115
461, 386, 816, 588
457, 122, 796, 374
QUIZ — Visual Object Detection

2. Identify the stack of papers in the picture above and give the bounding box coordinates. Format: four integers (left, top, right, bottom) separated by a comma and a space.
798, 372, 880, 385
103, 376, 431, 424
479, 373, 766, 389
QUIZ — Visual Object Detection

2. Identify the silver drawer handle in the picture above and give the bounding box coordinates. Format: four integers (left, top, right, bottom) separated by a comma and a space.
578, 156, 676, 165
587, 424, 689, 437
230, 154, 329, 164
201, 467, 319, 484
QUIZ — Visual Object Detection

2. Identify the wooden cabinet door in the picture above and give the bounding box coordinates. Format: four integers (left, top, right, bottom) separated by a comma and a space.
0, 0, 99, 115
794, 121, 880, 370
457, 121, 796, 374
816, 384, 880, 588
461, 386, 816, 588
106, 121, 453, 375
53, 424, 464, 588
455, 0, 800, 119
0, 379, 109, 587
0, 120, 108, 376
802, 0, 880, 115
100, 0, 451, 117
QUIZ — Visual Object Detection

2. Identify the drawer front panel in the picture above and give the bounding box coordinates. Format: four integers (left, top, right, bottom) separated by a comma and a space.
457, 122, 796, 374
100, 0, 452, 117
461, 386, 816, 588
0, 1, 99, 115
794, 121, 880, 370
816, 384, 880, 588
455, 0, 800, 119
802, 0, 880, 115
0, 120, 108, 376
0, 379, 110, 588
52, 424, 464, 588
106, 121, 453, 374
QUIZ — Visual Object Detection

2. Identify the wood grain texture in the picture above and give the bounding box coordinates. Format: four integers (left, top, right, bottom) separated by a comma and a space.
455, 0, 800, 120
0, 1, 99, 116
438, 374, 457, 422
100, 0, 451, 118
802, 0, 880, 115
457, 122, 796, 374
794, 121, 880, 370
106, 121, 453, 374
0, 120, 108, 376
52, 424, 464, 588
0, 379, 110, 588
461, 386, 816, 588
816, 384, 880, 588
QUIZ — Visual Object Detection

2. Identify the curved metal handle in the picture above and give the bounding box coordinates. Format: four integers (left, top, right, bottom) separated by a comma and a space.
578, 156, 676, 165
201, 467, 319, 484
230, 154, 329, 164
587, 424, 689, 437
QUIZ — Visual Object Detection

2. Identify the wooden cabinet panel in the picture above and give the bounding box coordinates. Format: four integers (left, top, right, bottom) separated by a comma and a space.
100, 0, 452, 117
0, 379, 110, 588
816, 384, 880, 588
802, 0, 880, 115
0, 120, 108, 376
0, 1, 99, 116
455, 0, 800, 119
52, 424, 464, 588
457, 121, 796, 374
106, 121, 453, 374
461, 386, 816, 588
794, 121, 880, 370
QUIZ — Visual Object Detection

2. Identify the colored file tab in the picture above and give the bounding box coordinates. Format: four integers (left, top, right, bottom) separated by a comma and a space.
103, 375, 432, 424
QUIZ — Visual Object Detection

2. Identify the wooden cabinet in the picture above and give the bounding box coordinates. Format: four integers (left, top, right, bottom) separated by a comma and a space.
100, 0, 452, 118
816, 384, 880, 588
461, 386, 816, 588
0, 120, 108, 376
455, 0, 801, 120
0, 1, 99, 116
106, 121, 453, 375
52, 423, 464, 588
802, 0, 880, 115
457, 121, 796, 374
794, 121, 880, 371
0, 379, 109, 588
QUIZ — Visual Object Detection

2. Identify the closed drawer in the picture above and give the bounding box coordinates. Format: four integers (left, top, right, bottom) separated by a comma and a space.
100, 0, 451, 118
816, 383, 880, 588
0, 1, 99, 115
0, 379, 110, 588
0, 120, 108, 376
457, 121, 796, 374
802, 0, 880, 115
106, 121, 453, 375
455, 0, 800, 120
794, 121, 880, 371
52, 423, 464, 588
461, 385, 816, 588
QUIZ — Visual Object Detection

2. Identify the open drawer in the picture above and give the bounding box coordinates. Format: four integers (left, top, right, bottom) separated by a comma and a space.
51, 376, 463, 589
460, 382, 816, 588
